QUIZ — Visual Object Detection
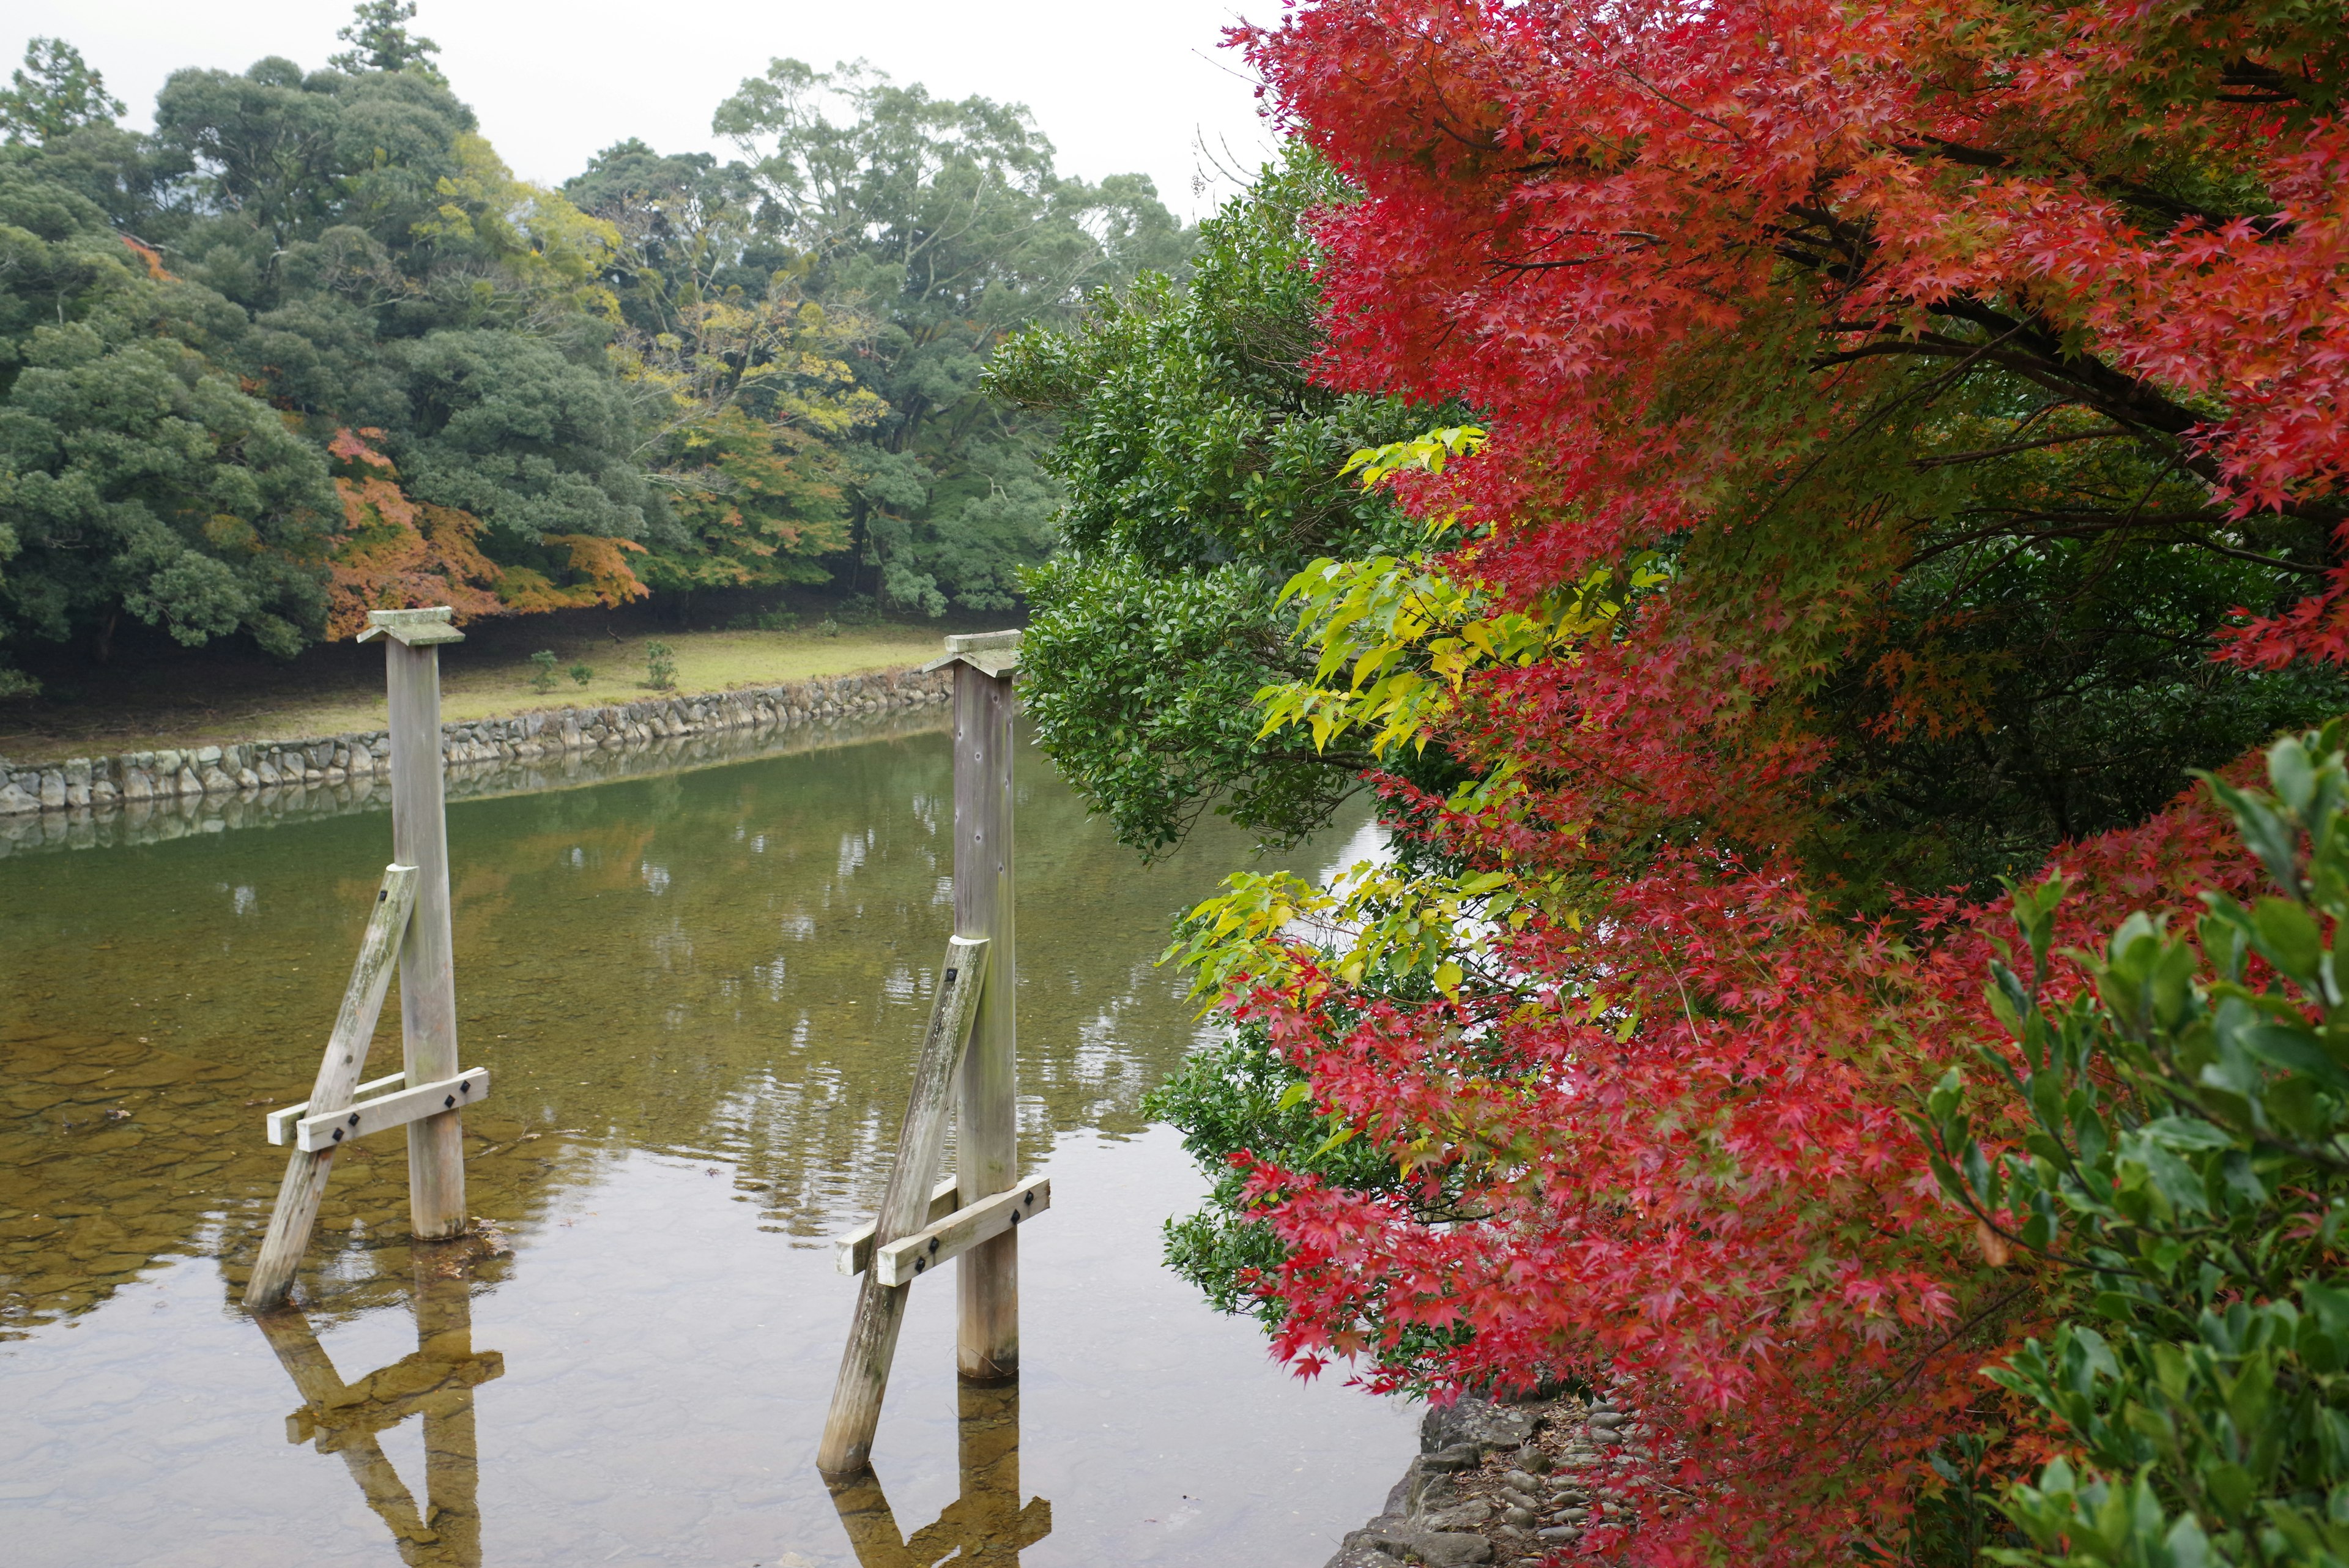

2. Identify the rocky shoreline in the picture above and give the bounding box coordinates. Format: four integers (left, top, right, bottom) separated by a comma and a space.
1329, 1390, 1650, 1567
0, 667, 951, 860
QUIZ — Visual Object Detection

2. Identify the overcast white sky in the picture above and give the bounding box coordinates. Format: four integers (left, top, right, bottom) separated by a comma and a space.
7, 0, 1283, 219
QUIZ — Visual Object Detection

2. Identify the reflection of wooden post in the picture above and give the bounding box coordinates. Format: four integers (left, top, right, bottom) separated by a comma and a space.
930, 1379, 1048, 1562
823, 1471, 918, 1568
414, 1245, 483, 1567
367, 607, 469, 1239
253, 1256, 498, 1567
246, 864, 418, 1309
941, 631, 1020, 1381
822, 1377, 1049, 1567
818, 938, 990, 1476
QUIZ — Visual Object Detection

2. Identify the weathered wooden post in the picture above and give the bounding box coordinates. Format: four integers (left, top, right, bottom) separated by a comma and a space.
244, 606, 488, 1307
937, 630, 1020, 1381
368, 606, 471, 1239
820, 630, 1041, 1475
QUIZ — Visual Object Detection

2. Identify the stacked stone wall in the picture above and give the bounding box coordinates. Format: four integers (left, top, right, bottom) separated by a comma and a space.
0, 666, 949, 826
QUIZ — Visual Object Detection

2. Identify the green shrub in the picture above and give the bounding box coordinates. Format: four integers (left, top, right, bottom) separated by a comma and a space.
567, 663, 593, 687
644, 641, 677, 691
1920, 723, 2349, 1568
527, 650, 558, 694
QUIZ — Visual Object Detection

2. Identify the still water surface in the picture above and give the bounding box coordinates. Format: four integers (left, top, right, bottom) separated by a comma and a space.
0, 718, 1412, 1566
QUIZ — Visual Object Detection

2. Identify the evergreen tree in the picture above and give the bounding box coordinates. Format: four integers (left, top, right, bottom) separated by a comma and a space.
328, 1, 445, 81
0, 39, 124, 146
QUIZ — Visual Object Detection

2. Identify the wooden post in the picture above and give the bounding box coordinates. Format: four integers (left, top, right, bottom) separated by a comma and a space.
367, 608, 469, 1240
818, 936, 991, 1476
949, 633, 1019, 1382
246, 863, 420, 1310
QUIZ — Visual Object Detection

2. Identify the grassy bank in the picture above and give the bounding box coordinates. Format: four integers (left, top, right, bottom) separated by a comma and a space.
0, 621, 948, 766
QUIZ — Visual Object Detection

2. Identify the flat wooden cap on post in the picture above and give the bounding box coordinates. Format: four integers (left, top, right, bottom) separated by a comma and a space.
357, 607, 467, 647
921, 630, 1020, 678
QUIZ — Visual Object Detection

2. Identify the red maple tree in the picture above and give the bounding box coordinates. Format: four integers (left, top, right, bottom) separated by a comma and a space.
1189, 1, 2349, 1558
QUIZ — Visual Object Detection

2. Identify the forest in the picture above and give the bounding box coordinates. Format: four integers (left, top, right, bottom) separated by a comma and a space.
0, 4, 1186, 696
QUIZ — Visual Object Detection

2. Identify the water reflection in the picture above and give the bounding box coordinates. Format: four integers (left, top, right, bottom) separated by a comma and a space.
0, 724, 1415, 1567
825, 1381, 1050, 1567
256, 1238, 500, 1566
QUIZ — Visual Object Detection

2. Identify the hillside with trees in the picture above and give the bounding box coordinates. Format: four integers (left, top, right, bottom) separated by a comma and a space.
0, 4, 1186, 697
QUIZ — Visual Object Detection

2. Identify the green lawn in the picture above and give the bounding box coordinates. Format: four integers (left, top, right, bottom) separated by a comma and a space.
0, 622, 952, 765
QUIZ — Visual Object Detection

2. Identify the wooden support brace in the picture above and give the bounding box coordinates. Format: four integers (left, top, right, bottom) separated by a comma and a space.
290, 1069, 490, 1152
267, 1071, 406, 1145
244, 864, 419, 1310
835, 1178, 960, 1277
818, 935, 990, 1477
874, 1176, 1050, 1287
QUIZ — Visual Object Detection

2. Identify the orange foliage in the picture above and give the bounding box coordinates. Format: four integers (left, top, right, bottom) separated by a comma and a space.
492, 535, 649, 614
321, 429, 647, 634
118, 235, 172, 281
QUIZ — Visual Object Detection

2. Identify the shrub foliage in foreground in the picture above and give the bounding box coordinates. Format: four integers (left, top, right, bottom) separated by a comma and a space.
1924, 731, 2349, 1568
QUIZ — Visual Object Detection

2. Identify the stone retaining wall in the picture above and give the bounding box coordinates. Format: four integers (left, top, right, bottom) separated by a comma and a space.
0, 666, 949, 818
0, 703, 952, 862
1329, 1389, 1638, 1567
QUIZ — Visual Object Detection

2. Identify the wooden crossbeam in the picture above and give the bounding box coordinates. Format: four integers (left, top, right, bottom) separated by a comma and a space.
834, 1178, 960, 1277
267, 1070, 406, 1145
289, 1068, 489, 1151
873, 1176, 1050, 1287
817, 935, 990, 1476
245, 863, 418, 1310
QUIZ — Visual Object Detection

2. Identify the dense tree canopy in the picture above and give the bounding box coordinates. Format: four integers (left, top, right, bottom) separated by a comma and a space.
0, 165, 335, 689
713, 59, 1191, 616
992, 149, 1439, 854
0, 17, 1191, 694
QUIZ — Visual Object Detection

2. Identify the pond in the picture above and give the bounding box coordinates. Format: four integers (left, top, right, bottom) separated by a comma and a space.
0, 713, 1414, 1567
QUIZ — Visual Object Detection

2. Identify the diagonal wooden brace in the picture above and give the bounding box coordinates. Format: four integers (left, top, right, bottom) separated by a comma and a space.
244, 863, 418, 1310
818, 935, 990, 1476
